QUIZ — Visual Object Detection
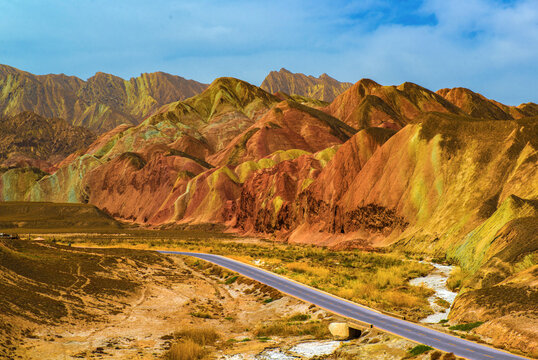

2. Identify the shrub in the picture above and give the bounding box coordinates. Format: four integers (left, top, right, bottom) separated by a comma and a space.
286, 261, 308, 273
446, 268, 465, 291
286, 261, 330, 277
435, 297, 451, 308
375, 268, 404, 288
225, 275, 238, 284
190, 312, 212, 319
449, 322, 484, 331
408, 344, 433, 356
383, 290, 422, 308
288, 313, 310, 321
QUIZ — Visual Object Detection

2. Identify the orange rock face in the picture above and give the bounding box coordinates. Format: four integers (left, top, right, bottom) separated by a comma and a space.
4, 75, 537, 251
437, 87, 538, 119
324, 79, 462, 129
235, 153, 323, 234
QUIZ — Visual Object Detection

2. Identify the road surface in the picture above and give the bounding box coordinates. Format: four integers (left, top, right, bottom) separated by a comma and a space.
159, 251, 528, 360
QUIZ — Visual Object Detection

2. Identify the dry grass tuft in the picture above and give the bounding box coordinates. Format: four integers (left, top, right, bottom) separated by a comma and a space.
286, 261, 331, 277
165, 327, 219, 360
174, 327, 219, 346
165, 339, 205, 360
374, 268, 405, 288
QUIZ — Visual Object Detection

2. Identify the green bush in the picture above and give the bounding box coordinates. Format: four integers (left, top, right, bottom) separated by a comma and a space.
225, 275, 238, 284
449, 322, 484, 331
408, 345, 433, 356
288, 313, 310, 321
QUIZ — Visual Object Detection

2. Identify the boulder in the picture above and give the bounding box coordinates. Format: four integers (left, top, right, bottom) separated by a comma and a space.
328, 322, 362, 339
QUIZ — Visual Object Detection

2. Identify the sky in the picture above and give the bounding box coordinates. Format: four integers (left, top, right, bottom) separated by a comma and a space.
0, 0, 536, 105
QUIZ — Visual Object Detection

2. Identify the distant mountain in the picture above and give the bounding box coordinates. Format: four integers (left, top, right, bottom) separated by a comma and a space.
261, 68, 352, 102
0, 65, 208, 133
437, 87, 538, 119
0, 111, 96, 170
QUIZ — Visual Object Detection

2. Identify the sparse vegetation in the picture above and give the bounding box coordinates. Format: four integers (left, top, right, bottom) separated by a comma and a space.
434, 297, 451, 308
190, 312, 213, 319
56, 231, 436, 320
225, 275, 238, 284
288, 313, 310, 321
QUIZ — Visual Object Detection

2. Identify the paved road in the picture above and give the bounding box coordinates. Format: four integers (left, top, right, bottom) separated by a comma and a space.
159, 251, 528, 360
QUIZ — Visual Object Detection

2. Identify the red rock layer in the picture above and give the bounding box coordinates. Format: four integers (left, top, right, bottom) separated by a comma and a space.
209, 100, 356, 166
86, 150, 207, 223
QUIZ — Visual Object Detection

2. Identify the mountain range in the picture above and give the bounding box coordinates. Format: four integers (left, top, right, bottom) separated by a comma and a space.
0, 64, 208, 133
1, 64, 537, 355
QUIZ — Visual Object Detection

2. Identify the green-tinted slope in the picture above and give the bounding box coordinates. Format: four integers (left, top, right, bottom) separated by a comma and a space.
451, 196, 538, 272
0, 167, 47, 201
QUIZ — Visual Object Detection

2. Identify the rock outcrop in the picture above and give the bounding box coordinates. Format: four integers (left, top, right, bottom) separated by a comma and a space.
209, 100, 356, 167
450, 265, 538, 357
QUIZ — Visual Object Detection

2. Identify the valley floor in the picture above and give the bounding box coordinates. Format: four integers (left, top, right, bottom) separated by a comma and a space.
1, 234, 463, 360
1, 230, 534, 359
